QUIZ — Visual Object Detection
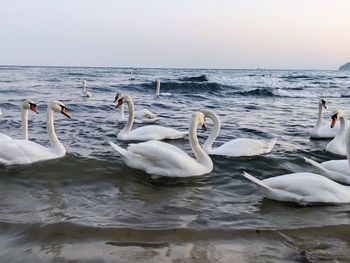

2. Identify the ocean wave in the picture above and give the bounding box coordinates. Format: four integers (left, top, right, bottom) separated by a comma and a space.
139, 81, 225, 93
178, 74, 208, 82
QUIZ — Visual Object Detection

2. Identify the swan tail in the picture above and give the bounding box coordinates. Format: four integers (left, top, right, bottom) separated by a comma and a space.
109, 141, 131, 158
242, 171, 274, 196
266, 138, 277, 152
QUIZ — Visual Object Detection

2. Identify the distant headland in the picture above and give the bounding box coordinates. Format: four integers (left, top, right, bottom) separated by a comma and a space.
339, 62, 350, 70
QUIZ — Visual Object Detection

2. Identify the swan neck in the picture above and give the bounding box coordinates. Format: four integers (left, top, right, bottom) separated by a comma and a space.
119, 103, 125, 121
47, 107, 64, 151
156, 81, 160, 97
189, 114, 212, 168
337, 116, 347, 138
316, 104, 323, 126
202, 111, 221, 153
122, 98, 134, 133
21, 106, 29, 140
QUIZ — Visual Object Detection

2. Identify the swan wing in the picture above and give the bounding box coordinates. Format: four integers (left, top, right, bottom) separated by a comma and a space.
134, 109, 157, 119
0, 140, 59, 165
123, 125, 187, 141
0, 133, 12, 141
133, 117, 162, 124
304, 157, 350, 184
113, 140, 207, 177
212, 138, 276, 157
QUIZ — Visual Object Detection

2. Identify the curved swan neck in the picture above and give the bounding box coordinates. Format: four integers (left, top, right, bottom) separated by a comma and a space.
21, 105, 29, 140
121, 96, 134, 133
337, 116, 348, 138
316, 103, 323, 127
47, 106, 64, 152
202, 111, 221, 153
189, 113, 212, 167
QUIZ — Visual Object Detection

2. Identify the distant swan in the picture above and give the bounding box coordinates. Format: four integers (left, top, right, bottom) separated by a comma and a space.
118, 102, 161, 124
0, 101, 71, 165
155, 79, 172, 97
242, 171, 350, 205
81, 80, 92, 98
0, 108, 2, 117
310, 99, 340, 139
201, 109, 276, 157
305, 128, 350, 184
109, 111, 213, 177
326, 109, 348, 156
0, 99, 38, 141
114, 93, 186, 141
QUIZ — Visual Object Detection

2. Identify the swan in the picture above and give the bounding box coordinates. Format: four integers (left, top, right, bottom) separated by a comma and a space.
326, 109, 348, 156
109, 111, 213, 177
0, 101, 71, 165
118, 102, 161, 124
0, 108, 2, 116
304, 128, 350, 184
0, 99, 38, 141
242, 171, 350, 205
114, 93, 187, 141
310, 99, 340, 139
155, 79, 172, 97
201, 109, 276, 157
81, 80, 92, 98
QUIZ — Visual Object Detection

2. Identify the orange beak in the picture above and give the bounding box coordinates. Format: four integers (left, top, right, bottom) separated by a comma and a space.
330, 117, 337, 128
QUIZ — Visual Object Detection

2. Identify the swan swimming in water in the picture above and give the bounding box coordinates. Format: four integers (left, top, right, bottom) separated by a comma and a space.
326, 109, 348, 156
0, 101, 71, 165
81, 80, 92, 98
109, 111, 213, 177
242, 171, 350, 205
117, 102, 161, 124
201, 109, 276, 157
305, 128, 350, 184
310, 99, 341, 139
114, 93, 187, 141
0, 99, 38, 141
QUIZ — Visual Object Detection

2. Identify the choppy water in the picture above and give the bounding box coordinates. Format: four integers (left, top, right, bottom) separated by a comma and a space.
1, 66, 350, 262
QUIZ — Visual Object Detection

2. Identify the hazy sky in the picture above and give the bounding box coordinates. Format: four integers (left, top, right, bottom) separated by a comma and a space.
1, 0, 349, 69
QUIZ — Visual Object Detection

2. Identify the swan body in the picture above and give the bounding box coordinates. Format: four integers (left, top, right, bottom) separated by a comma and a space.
310, 99, 340, 139
326, 109, 348, 156
0, 101, 70, 165
118, 103, 161, 124
114, 93, 186, 141
109, 111, 213, 177
155, 79, 172, 97
242, 172, 350, 205
0, 99, 38, 141
304, 127, 350, 184
201, 109, 276, 157
81, 80, 92, 97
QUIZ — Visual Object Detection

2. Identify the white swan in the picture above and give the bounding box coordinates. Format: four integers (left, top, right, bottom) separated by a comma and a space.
0, 101, 71, 165
81, 80, 92, 98
0, 99, 38, 141
310, 99, 340, 139
109, 111, 213, 177
201, 109, 276, 157
242, 171, 350, 205
304, 128, 350, 184
326, 109, 348, 156
114, 93, 186, 141
118, 102, 161, 124
155, 79, 172, 97
0, 108, 2, 117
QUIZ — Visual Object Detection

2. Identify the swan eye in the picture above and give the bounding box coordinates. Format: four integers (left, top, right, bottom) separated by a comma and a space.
331, 113, 338, 119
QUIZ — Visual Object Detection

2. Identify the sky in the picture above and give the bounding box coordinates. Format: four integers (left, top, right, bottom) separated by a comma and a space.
0, 0, 349, 69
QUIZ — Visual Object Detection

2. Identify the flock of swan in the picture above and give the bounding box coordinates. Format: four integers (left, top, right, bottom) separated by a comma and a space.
1, 80, 350, 206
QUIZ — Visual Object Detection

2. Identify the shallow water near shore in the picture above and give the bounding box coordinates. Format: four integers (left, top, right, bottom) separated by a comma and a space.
1, 66, 350, 262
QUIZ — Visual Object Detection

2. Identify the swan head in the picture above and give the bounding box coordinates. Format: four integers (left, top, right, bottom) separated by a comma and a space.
319, 99, 327, 109
331, 109, 345, 128
50, 101, 71, 119
193, 112, 207, 131
114, 92, 130, 108
22, 99, 39, 114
